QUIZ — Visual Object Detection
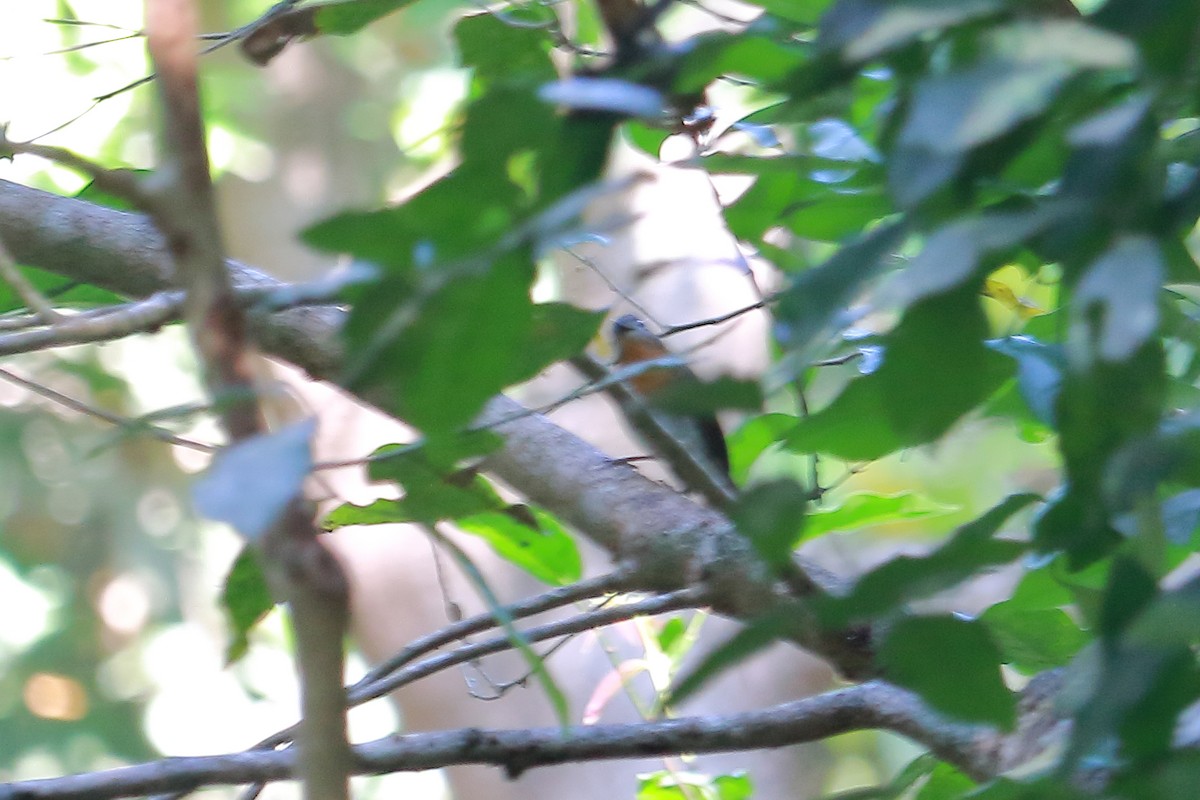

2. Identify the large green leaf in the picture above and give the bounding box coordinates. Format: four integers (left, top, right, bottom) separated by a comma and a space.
785, 284, 1014, 460
803, 491, 957, 540
773, 220, 908, 367
878, 615, 1015, 728
818, 493, 1038, 626
457, 507, 582, 586
818, 0, 1003, 62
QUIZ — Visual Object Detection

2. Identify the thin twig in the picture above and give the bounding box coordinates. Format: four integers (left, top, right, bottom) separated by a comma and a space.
0, 233, 61, 323
658, 296, 772, 337
0, 367, 216, 453
254, 586, 709, 752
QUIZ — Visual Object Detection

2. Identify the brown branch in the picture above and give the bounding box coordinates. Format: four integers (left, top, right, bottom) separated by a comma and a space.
0, 679, 1064, 800
142, 3, 350, 799
0, 177, 871, 679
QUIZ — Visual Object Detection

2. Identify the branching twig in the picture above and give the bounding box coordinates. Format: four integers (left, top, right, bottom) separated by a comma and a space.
0, 367, 216, 453
0, 280, 352, 360
352, 570, 634, 692
252, 586, 709, 753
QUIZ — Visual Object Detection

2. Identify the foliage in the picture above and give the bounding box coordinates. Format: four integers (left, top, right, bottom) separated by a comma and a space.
5, 0, 1200, 798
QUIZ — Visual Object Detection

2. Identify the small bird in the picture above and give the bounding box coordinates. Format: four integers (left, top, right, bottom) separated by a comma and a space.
610, 314, 733, 503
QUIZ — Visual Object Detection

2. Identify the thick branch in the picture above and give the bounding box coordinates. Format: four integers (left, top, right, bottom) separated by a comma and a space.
0, 178, 870, 677
0, 681, 1010, 800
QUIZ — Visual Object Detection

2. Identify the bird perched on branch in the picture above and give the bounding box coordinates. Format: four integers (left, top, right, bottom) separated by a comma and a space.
610, 314, 733, 505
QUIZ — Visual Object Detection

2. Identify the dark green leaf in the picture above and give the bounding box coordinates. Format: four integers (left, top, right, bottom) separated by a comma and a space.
1068, 236, 1164, 364
774, 220, 908, 365
786, 284, 1014, 460
819, 0, 1003, 62
220, 547, 274, 664
650, 376, 763, 415
878, 615, 1015, 728
1094, 0, 1200, 77
729, 479, 808, 570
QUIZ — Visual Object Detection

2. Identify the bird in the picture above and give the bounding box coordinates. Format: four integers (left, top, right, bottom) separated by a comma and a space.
609, 314, 733, 503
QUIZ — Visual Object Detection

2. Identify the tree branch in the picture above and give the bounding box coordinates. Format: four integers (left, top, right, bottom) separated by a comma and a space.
0, 177, 870, 678
0, 677, 1075, 800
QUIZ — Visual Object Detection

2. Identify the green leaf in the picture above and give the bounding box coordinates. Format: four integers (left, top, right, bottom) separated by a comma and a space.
729, 479, 808, 571
668, 606, 796, 707
312, 0, 423, 35
982, 605, 1088, 673
673, 33, 807, 93
773, 220, 908, 366
623, 121, 671, 158
727, 412, 797, 485
456, 507, 582, 585
783, 189, 892, 242
0, 263, 123, 314
902, 60, 1068, 155
638, 770, 753, 800
912, 762, 975, 800
803, 491, 958, 540
1094, 0, 1200, 77
785, 284, 1014, 460
698, 152, 876, 176
898, 22, 1135, 157
650, 376, 763, 415
878, 615, 1015, 728
885, 211, 1051, 311
1068, 235, 1164, 364
818, 493, 1038, 625
819, 0, 1003, 62
346, 250, 536, 434
220, 547, 274, 665
506, 303, 606, 384
1036, 341, 1166, 566
455, 12, 556, 85
759, 0, 833, 25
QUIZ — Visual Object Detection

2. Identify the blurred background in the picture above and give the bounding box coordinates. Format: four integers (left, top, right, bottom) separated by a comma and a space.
0, 2, 1061, 798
